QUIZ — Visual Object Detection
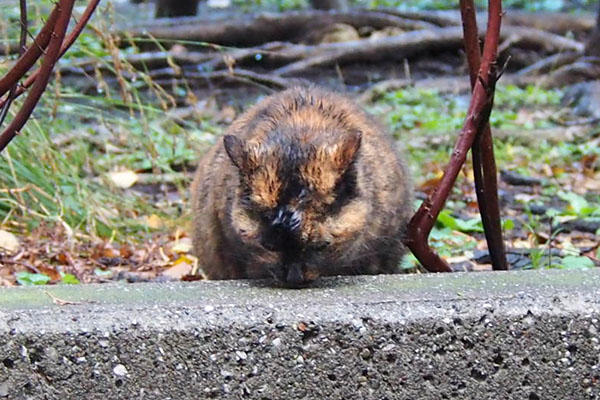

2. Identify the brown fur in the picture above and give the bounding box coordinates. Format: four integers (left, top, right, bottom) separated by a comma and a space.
191, 87, 413, 286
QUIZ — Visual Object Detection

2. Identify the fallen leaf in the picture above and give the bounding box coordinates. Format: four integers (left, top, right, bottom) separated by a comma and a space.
107, 170, 138, 189
418, 170, 444, 195
171, 228, 188, 240
142, 214, 166, 229
38, 265, 61, 281
162, 258, 192, 280
120, 245, 134, 258
16, 271, 50, 286
96, 243, 119, 259
0, 230, 19, 253
56, 252, 69, 265
171, 237, 193, 253
512, 240, 531, 249
550, 166, 565, 176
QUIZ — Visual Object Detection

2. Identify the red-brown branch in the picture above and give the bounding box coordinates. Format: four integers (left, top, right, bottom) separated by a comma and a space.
0, 6, 58, 97
58, 0, 102, 61
0, 0, 29, 127
0, 0, 101, 110
460, 0, 481, 88
460, 0, 508, 271
405, 0, 503, 272
0, 0, 75, 152
18, 0, 28, 54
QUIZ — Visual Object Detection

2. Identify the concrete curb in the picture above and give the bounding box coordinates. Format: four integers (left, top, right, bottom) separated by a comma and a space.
1, 269, 599, 399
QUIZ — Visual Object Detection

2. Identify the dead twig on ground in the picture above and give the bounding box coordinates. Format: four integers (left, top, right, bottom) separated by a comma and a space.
44, 291, 86, 306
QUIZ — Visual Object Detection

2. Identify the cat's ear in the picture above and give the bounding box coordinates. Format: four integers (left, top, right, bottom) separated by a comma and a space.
303, 131, 361, 195
223, 135, 247, 169
328, 130, 361, 172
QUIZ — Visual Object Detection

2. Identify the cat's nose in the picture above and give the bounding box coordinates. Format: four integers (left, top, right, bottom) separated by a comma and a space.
271, 207, 301, 234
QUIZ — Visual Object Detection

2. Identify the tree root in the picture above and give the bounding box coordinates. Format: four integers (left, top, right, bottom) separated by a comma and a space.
54, 8, 586, 94
516, 51, 582, 76
120, 9, 437, 47
117, 9, 595, 48
540, 59, 600, 88
270, 26, 582, 76
151, 68, 307, 90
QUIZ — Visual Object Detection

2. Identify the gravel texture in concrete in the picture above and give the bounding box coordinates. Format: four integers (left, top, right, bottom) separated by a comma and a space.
0, 269, 599, 399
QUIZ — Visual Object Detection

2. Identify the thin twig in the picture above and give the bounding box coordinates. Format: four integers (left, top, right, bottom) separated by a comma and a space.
0, 0, 102, 110
0, 258, 41, 274
44, 291, 84, 306
0, 0, 75, 152
0, 7, 59, 97
0, 0, 29, 128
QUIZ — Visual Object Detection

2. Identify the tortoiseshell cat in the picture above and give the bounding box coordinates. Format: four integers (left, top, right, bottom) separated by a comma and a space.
191, 87, 412, 286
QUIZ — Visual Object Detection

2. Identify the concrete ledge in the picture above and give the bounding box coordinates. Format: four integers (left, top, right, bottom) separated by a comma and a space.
1, 269, 599, 399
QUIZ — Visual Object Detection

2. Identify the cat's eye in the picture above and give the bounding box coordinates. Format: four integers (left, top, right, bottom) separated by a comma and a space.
241, 190, 252, 206
298, 188, 308, 201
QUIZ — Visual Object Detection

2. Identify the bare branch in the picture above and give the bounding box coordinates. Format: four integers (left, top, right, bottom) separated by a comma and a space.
0, 0, 29, 127
405, 0, 504, 272
0, 0, 101, 111
0, 0, 76, 152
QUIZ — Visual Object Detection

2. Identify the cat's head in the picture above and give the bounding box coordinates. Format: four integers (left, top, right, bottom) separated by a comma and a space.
224, 128, 362, 286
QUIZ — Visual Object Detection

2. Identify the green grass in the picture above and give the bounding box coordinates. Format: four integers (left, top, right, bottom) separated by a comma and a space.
368, 84, 569, 185
0, 79, 225, 237
374, 85, 563, 135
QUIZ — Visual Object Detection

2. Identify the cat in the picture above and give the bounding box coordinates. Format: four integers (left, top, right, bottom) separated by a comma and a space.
191, 86, 412, 287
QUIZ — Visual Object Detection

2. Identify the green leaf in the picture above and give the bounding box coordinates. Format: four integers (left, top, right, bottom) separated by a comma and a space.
16, 272, 51, 286
502, 219, 515, 230
61, 273, 80, 285
437, 210, 484, 233
455, 218, 484, 233
545, 208, 561, 218
400, 254, 419, 270
559, 192, 589, 216
559, 256, 595, 270
436, 210, 459, 230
